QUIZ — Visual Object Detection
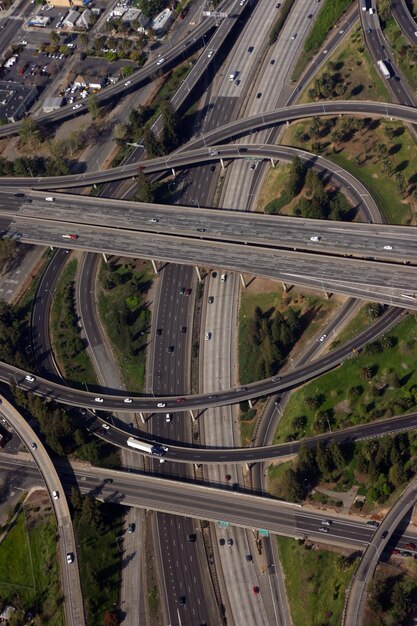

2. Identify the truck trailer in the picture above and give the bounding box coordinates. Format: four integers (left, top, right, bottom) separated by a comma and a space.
377, 59, 391, 79
127, 437, 168, 456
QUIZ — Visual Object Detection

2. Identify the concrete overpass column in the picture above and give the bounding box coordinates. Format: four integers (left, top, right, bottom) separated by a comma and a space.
151, 259, 158, 274
282, 282, 287, 292
50, 245, 54, 251
189, 409, 196, 422
248, 399, 253, 409
195, 266, 202, 282
270, 158, 276, 167
220, 158, 225, 170
171, 168, 176, 177
239, 273, 246, 288
102, 253, 108, 263
139, 412, 146, 424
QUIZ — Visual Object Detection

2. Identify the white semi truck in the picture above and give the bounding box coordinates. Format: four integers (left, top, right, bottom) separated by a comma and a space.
127, 437, 168, 457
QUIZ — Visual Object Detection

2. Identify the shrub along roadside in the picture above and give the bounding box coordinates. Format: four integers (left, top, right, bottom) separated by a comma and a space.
50, 257, 97, 387
269, 0, 296, 45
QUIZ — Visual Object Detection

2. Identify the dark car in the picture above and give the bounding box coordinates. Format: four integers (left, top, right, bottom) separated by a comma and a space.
256, 92, 262, 98
180, 287, 185, 295
227, 538, 233, 546
168, 346, 174, 353
219, 538, 225, 546
128, 523, 135, 533
181, 326, 187, 333
246, 554, 253, 561
156, 328, 162, 336
185, 288, 192, 296
187, 533, 196, 542
178, 595, 186, 605
381, 531, 388, 539
208, 296, 214, 304
367, 520, 380, 527
103, 478, 113, 484
253, 586, 260, 594
211, 271, 217, 278
247, 46, 254, 53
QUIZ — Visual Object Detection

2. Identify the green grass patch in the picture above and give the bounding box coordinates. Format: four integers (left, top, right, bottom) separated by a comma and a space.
282, 115, 417, 224
0, 505, 63, 625
98, 259, 152, 391
297, 24, 392, 102
292, 0, 353, 81
148, 585, 159, 617
72, 493, 123, 625
329, 304, 375, 350
277, 536, 357, 626
50, 257, 98, 387
273, 313, 417, 443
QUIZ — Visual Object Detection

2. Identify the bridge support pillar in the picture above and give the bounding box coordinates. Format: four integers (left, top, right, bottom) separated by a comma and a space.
220, 158, 225, 170
239, 273, 246, 288
171, 168, 176, 178
189, 409, 196, 422
195, 266, 202, 282
50, 245, 54, 251
248, 399, 253, 409
270, 158, 277, 168
282, 282, 287, 292
324, 291, 331, 299
139, 412, 146, 424
151, 259, 158, 274
102, 253, 108, 263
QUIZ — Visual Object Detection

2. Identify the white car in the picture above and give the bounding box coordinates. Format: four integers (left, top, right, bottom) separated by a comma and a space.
25, 375, 36, 382
319, 334, 327, 342
156, 57, 165, 66
383, 245, 393, 250
318, 527, 329, 533
165, 413, 172, 422
45, 197, 54, 202
124, 80, 132, 86
124, 398, 133, 403
66, 553, 74, 564
102, 423, 110, 430
207, 50, 214, 58
21, 40, 28, 45
205, 331, 211, 341
94, 397, 104, 403
53, 490, 59, 500
157, 402, 166, 408
291, 33, 297, 39
73, 104, 83, 110
148, 218, 159, 223
310, 235, 320, 242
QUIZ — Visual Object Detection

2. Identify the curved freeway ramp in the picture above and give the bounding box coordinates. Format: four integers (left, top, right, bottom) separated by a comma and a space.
0, 395, 85, 626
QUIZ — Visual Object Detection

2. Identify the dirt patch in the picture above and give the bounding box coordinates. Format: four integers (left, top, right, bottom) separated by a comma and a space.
25, 490, 53, 527
335, 399, 351, 414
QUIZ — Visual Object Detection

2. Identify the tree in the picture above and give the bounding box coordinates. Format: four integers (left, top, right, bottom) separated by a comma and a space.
136, 170, 154, 202
143, 127, 163, 158
305, 395, 320, 410
103, 610, 120, 626
79, 32, 89, 48
367, 302, 383, 320
49, 30, 60, 46
18, 118, 41, 147
87, 94, 100, 120
280, 467, 305, 502
287, 156, 306, 198
161, 100, 180, 151
384, 124, 395, 140
359, 366, 372, 380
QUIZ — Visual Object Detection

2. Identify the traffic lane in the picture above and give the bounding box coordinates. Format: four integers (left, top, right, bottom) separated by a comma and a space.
12, 226, 417, 310
392, 0, 417, 46
0, 306, 403, 414
18, 193, 417, 257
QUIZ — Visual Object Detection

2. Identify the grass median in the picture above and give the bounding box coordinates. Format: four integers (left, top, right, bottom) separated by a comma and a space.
50, 257, 97, 387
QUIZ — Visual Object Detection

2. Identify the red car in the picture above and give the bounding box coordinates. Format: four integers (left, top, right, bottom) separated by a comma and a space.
405, 543, 416, 550
62, 234, 78, 240
253, 586, 259, 594
176, 397, 186, 403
